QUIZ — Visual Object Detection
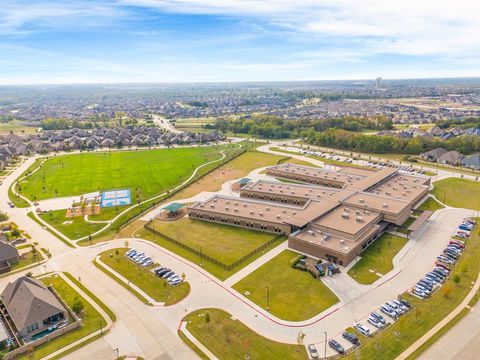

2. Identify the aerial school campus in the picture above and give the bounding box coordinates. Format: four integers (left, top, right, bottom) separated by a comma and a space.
0, 130, 478, 360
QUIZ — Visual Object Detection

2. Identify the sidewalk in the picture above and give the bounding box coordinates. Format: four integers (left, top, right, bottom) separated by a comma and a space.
178, 321, 218, 360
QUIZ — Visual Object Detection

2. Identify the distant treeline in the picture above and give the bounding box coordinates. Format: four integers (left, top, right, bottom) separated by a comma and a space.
305, 128, 480, 154
41, 116, 142, 130
437, 116, 480, 130
206, 114, 393, 139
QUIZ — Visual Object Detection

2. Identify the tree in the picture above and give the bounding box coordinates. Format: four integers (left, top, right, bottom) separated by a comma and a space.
453, 275, 461, 283
296, 331, 305, 352
205, 312, 210, 326
115, 249, 120, 259
443, 285, 451, 298
72, 298, 84, 315
0, 212, 9, 222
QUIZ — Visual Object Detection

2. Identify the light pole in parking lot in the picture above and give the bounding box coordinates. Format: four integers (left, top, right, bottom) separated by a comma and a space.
324, 331, 327, 359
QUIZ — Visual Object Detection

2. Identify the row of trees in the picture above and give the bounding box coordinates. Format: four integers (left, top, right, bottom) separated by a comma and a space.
207, 115, 393, 139
305, 128, 480, 154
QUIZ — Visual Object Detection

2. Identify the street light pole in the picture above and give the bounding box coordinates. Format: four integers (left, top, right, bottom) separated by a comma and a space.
324, 331, 327, 360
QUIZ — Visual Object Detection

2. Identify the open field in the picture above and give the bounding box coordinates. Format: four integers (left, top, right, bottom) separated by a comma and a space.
0, 121, 38, 135
233, 250, 339, 321
344, 219, 480, 359
39, 209, 105, 240
181, 308, 307, 359
99, 248, 190, 305
168, 151, 287, 201
417, 197, 445, 212
17, 145, 232, 201
347, 233, 409, 284
17, 274, 107, 360
432, 178, 480, 210
136, 219, 285, 280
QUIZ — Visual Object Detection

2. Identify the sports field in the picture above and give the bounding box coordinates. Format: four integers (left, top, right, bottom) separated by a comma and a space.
18, 145, 231, 201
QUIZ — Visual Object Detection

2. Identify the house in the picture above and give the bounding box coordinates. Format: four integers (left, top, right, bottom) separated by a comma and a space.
464, 127, 480, 136
420, 148, 447, 162
461, 154, 480, 170
1, 277, 67, 338
427, 126, 445, 137
438, 150, 465, 165
0, 239, 19, 273
101, 138, 115, 148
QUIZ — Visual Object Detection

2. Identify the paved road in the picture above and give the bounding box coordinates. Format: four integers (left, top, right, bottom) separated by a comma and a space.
0, 143, 477, 359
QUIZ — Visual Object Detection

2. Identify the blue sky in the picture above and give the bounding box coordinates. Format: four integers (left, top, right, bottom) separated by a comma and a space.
0, 0, 478, 84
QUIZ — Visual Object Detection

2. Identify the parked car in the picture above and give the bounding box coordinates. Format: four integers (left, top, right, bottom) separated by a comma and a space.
142, 259, 153, 267
169, 278, 183, 286
328, 339, 345, 354
455, 232, 468, 238
398, 299, 411, 309
354, 323, 370, 337
157, 268, 171, 277
125, 249, 136, 256
387, 301, 404, 315
371, 312, 386, 325
342, 332, 359, 345
368, 316, 383, 329
450, 240, 465, 248
392, 300, 409, 312
162, 271, 174, 279
380, 305, 398, 319
307, 344, 319, 359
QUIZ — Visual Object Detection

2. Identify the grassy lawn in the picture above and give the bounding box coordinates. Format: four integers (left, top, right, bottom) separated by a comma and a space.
27, 212, 75, 248
99, 248, 190, 305
182, 308, 307, 359
39, 209, 105, 240
0, 122, 37, 135
10, 248, 44, 271
8, 184, 30, 208
347, 233, 408, 284
432, 178, 480, 210
397, 217, 416, 235
344, 219, 480, 360
17, 274, 107, 360
417, 197, 445, 212
17, 145, 232, 201
136, 219, 285, 280
233, 250, 339, 321
169, 151, 286, 201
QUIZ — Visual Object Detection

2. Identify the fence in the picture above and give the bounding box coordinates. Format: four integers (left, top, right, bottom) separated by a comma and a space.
143, 221, 284, 271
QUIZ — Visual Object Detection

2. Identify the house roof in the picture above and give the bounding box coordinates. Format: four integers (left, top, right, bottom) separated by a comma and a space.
0, 239, 18, 263
438, 150, 464, 163
1, 277, 66, 331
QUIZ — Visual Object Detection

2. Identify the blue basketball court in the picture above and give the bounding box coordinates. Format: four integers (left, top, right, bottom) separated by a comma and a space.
100, 189, 132, 208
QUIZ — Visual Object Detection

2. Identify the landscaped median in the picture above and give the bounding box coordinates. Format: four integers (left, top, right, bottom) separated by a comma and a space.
180, 308, 307, 359
343, 219, 480, 360
347, 233, 408, 284
233, 250, 339, 321
96, 248, 190, 305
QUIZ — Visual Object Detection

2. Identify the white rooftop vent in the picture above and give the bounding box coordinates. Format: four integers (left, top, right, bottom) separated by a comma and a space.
225, 207, 229, 211
213, 199, 217, 203
341, 212, 350, 219
356, 216, 364, 222
359, 198, 365, 203
355, 210, 361, 215
276, 215, 281, 219
259, 212, 264, 216
234, 208, 238, 212
282, 209, 286, 213
382, 203, 388, 208
234, 202, 238, 206
340, 239, 345, 244
226, 200, 230, 204
308, 230, 316, 236
344, 207, 350, 212
292, 211, 297, 215
250, 210, 254, 214
266, 207, 270, 211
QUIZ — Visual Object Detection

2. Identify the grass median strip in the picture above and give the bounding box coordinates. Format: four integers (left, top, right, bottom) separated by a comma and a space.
182, 308, 307, 359
63, 272, 116, 322
98, 248, 190, 305
17, 274, 107, 360
347, 233, 408, 284
233, 250, 339, 321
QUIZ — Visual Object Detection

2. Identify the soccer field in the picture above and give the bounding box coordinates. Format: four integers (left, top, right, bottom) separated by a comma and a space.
18, 146, 231, 201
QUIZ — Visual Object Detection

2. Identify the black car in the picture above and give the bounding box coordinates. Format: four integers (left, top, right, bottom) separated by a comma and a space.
328, 339, 344, 354
342, 331, 359, 345
398, 299, 411, 308
156, 268, 171, 277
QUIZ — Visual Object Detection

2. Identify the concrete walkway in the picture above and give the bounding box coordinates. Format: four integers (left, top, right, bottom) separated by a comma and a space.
179, 322, 219, 360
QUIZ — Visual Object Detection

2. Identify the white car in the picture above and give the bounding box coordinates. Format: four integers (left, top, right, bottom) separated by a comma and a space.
354, 323, 370, 337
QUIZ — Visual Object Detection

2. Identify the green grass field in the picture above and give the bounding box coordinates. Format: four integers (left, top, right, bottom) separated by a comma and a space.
233, 250, 339, 321
347, 233, 408, 284
417, 197, 445, 212
99, 248, 190, 305
17, 145, 231, 201
432, 178, 480, 210
344, 219, 480, 360
17, 274, 107, 360
137, 218, 285, 280
39, 209, 106, 240
182, 308, 307, 360
10, 248, 44, 271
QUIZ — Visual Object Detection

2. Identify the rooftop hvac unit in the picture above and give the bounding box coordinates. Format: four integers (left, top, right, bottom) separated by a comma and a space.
402, 193, 407, 196
282, 209, 286, 213
386, 191, 391, 195
234, 208, 238, 212
382, 203, 388, 208
355, 210, 361, 215
266, 207, 270, 211
259, 212, 264, 216
308, 230, 316, 236
225, 207, 229, 211
359, 198, 365, 203
200, 204, 204, 208
341, 212, 350, 219
276, 215, 281, 219
243, 203, 247, 207
344, 207, 350, 212
226, 201, 230, 204
292, 211, 297, 215
340, 239, 345, 244
323, 233, 331, 240
365, 210, 370, 215
356, 216, 364, 222
250, 210, 254, 214
213, 199, 217, 203
268, 189, 272, 192
210, 205, 214, 208
234, 202, 238, 206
